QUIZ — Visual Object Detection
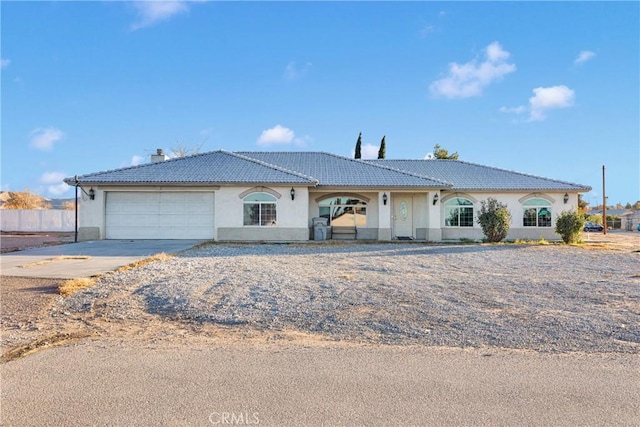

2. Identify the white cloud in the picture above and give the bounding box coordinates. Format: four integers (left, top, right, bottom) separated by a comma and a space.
256, 125, 309, 147
0, 58, 10, 69
40, 171, 66, 185
361, 144, 380, 160
283, 61, 311, 80
529, 85, 575, 121
130, 155, 144, 166
40, 171, 70, 196
130, 1, 192, 30
574, 50, 596, 65
500, 85, 575, 121
499, 105, 526, 115
429, 41, 516, 99
29, 127, 65, 151
257, 125, 294, 145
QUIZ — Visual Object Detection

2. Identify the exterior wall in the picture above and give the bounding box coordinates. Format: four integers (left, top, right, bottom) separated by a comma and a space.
439, 191, 579, 241
78, 188, 106, 240
79, 185, 309, 242
76, 185, 584, 243
0, 209, 75, 232
216, 186, 309, 241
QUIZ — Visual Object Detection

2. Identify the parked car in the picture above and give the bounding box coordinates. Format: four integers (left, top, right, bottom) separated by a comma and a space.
584, 222, 604, 232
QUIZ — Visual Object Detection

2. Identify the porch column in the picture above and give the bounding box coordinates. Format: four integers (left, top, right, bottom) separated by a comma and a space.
427, 190, 443, 241
378, 191, 392, 240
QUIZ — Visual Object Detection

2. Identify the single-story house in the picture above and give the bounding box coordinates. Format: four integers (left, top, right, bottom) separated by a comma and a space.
587, 208, 640, 230
65, 150, 591, 242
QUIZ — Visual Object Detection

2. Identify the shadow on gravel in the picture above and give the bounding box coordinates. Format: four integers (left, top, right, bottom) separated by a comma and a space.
177, 243, 529, 258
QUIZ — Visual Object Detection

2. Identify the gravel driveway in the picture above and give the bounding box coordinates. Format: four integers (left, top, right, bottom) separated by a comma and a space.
52, 243, 640, 354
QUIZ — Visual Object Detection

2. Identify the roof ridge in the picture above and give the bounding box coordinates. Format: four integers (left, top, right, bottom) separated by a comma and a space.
227, 150, 318, 184
361, 158, 453, 187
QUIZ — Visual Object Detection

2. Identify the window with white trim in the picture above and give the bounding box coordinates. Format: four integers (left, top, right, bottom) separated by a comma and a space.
243, 193, 277, 226
319, 197, 367, 227
523, 198, 551, 227
444, 198, 474, 227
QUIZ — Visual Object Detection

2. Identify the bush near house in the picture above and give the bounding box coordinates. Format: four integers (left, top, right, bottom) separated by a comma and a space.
477, 197, 511, 242
555, 210, 585, 244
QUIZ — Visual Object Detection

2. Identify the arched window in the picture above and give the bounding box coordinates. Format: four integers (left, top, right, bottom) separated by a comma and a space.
523, 198, 551, 227
444, 198, 474, 227
243, 193, 277, 226
319, 196, 367, 227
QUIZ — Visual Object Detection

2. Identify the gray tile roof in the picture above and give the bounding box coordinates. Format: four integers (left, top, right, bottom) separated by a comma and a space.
235, 152, 449, 188
65, 150, 317, 186
65, 150, 592, 192
366, 159, 592, 192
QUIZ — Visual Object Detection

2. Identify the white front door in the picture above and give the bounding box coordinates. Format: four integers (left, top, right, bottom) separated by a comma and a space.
393, 196, 413, 238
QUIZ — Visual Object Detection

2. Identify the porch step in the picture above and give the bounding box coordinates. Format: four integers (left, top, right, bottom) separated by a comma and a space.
331, 226, 357, 240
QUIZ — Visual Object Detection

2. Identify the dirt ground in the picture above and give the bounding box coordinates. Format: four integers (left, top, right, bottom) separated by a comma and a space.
0, 232, 75, 253
1, 231, 638, 355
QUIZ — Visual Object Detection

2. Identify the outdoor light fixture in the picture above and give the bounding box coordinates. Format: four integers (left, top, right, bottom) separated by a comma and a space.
563, 193, 569, 204
433, 193, 439, 205
290, 187, 295, 200
88, 188, 95, 200
383, 193, 388, 205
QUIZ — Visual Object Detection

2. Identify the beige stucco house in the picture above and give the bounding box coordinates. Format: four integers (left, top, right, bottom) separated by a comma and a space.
65, 150, 591, 242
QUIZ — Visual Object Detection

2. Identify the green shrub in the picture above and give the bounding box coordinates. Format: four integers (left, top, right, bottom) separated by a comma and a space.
477, 198, 511, 242
555, 210, 585, 244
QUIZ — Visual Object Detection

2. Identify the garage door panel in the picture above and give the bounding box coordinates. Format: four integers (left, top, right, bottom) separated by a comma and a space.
106, 192, 214, 239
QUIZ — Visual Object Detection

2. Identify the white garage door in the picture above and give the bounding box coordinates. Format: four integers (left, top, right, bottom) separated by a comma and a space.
106, 192, 215, 239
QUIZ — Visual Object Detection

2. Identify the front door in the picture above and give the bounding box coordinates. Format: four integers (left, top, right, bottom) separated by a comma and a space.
393, 196, 413, 238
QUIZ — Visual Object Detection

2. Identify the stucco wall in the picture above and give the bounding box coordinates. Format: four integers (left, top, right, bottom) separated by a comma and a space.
438, 191, 578, 241
215, 186, 309, 241
76, 186, 582, 242
1, 209, 75, 232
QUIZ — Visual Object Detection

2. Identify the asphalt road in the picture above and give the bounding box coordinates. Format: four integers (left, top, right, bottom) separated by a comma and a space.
2, 340, 638, 426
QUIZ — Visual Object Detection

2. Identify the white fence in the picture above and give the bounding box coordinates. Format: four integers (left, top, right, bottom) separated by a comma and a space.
0, 209, 75, 232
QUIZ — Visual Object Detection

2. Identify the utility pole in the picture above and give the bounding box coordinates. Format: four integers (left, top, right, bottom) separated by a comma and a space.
602, 165, 607, 235
74, 175, 79, 242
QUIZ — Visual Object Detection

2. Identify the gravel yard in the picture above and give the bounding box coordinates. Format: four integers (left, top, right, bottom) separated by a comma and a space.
49, 242, 640, 354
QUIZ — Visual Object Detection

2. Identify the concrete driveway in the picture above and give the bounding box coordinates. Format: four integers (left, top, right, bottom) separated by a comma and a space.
0, 240, 203, 279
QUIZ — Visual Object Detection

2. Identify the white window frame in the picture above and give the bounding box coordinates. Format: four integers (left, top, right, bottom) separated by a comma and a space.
522, 198, 552, 228
444, 197, 474, 228
243, 192, 277, 227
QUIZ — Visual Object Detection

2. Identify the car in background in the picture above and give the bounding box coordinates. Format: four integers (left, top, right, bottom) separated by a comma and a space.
584, 221, 604, 232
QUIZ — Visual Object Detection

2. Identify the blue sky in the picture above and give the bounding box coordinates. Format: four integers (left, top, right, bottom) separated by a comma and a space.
2, 1, 638, 207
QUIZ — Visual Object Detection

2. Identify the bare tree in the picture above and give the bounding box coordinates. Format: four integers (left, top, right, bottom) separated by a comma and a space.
170, 139, 206, 158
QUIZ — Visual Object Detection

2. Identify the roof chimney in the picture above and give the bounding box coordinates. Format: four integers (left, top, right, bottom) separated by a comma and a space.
151, 148, 169, 163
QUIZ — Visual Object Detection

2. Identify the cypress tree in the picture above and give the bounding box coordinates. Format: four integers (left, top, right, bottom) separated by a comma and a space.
377, 135, 386, 159
355, 132, 362, 159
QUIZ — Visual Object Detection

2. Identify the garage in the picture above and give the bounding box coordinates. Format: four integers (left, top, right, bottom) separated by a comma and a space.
105, 192, 215, 239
